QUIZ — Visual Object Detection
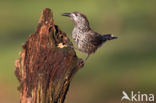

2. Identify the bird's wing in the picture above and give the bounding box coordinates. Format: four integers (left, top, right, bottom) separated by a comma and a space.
87, 32, 103, 46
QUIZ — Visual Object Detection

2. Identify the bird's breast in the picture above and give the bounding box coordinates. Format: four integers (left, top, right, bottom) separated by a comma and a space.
72, 29, 97, 54
72, 28, 83, 44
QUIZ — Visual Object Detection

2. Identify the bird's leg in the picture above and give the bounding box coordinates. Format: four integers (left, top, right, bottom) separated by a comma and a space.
76, 54, 90, 67
81, 54, 89, 63
79, 54, 90, 66
85, 54, 90, 61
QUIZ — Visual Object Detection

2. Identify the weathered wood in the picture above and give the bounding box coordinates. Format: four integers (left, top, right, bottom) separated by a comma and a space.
14, 8, 83, 103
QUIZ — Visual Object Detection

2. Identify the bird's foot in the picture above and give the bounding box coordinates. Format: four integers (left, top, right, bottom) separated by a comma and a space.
78, 58, 85, 67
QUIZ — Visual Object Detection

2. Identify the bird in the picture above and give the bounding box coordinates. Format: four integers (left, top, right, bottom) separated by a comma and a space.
62, 12, 117, 61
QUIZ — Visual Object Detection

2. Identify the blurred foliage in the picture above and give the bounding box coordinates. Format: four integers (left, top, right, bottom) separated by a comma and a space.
0, 0, 156, 103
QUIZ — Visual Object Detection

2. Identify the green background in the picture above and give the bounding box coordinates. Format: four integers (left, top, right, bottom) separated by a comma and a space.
0, 0, 156, 103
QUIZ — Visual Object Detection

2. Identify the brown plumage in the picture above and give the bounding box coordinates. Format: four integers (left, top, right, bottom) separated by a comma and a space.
62, 12, 117, 61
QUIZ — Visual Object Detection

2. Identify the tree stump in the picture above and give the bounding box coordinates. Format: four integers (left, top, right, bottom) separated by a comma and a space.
14, 8, 83, 103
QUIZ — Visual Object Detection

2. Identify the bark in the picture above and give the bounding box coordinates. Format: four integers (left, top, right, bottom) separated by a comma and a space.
14, 8, 83, 103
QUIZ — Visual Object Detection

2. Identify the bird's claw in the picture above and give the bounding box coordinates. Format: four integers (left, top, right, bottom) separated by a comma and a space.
79, 58, 85, 67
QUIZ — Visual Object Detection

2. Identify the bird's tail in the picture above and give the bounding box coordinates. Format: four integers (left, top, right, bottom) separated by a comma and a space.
102, 34, 117, 41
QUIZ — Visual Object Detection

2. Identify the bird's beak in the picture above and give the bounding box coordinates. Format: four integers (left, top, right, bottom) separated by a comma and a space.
62, 13, 71, 17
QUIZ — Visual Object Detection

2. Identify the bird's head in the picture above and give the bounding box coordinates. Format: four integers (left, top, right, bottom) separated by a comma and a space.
62, 12, 89, 27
